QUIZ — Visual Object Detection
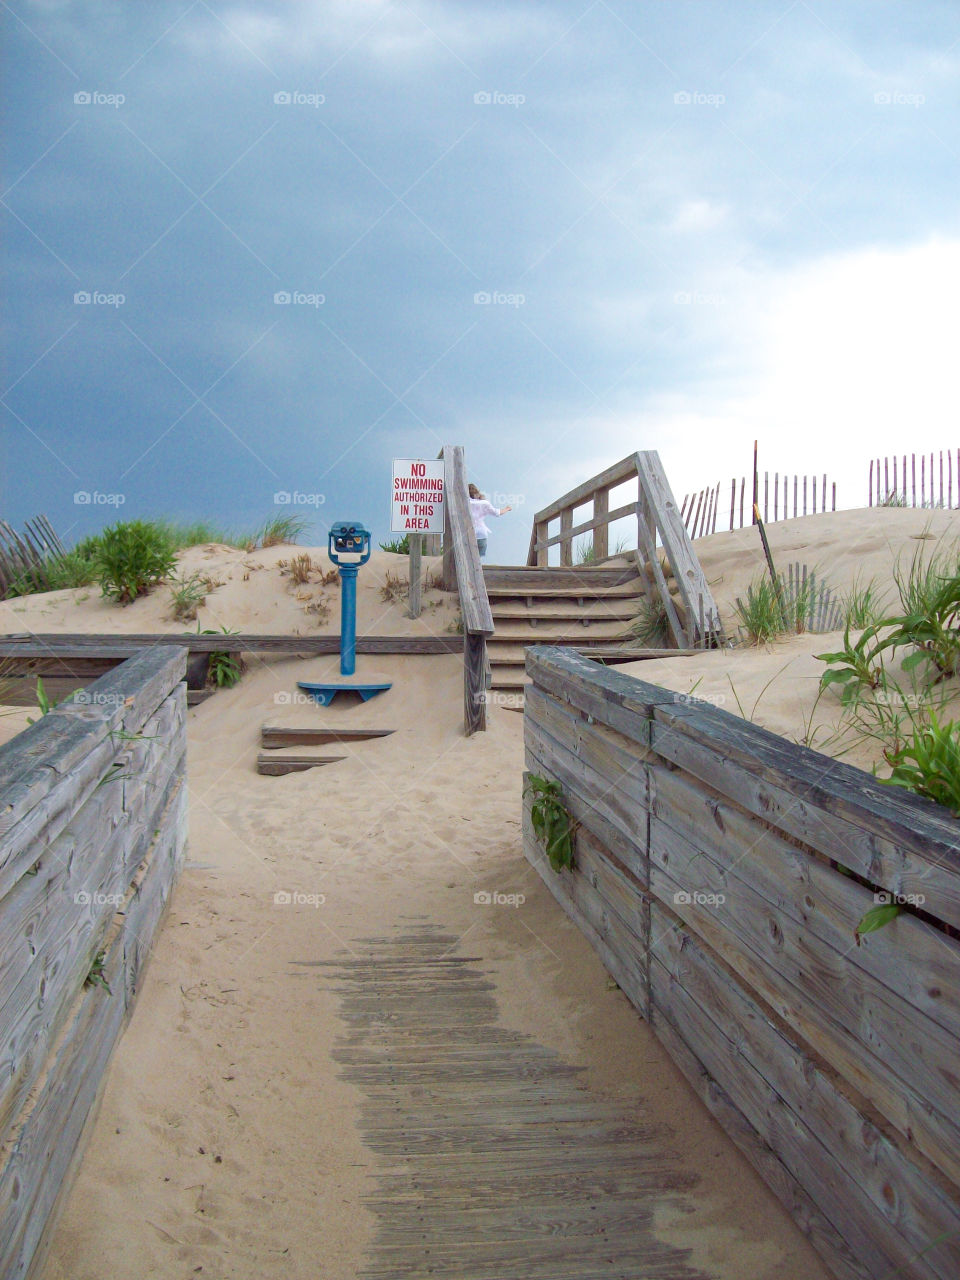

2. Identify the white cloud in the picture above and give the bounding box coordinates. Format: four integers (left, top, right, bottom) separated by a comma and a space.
540, 237, 960, 514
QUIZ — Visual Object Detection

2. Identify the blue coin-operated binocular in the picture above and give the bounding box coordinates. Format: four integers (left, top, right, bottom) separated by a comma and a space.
328, 522, 371, 567
328, 521, 371, 675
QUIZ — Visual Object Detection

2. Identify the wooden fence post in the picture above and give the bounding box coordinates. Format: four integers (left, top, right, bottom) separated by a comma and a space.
408, 534, 422, 618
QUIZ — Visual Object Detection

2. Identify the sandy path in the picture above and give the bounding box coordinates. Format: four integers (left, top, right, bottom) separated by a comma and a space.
34, 651, 830, 1279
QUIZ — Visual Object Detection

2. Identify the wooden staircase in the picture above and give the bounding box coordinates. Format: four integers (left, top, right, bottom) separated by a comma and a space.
483, 561, 648, 695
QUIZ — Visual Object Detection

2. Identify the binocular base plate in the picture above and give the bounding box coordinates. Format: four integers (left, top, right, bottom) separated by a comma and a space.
296, 681, 392, 707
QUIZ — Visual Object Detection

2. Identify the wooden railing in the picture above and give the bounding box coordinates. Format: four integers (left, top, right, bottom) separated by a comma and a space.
526, 452, 722, 648
526, 455, 640, 567
523, 646, 960, 1280
0, 646, 188, 1279
441, 445, 494, 735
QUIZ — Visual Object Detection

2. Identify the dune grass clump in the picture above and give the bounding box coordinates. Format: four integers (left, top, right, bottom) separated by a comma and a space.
95, 520, 177, 604
629, 596, 671, 647
843, 575, 886, 630
258, 513, 309, 548
734, 574, 788, 645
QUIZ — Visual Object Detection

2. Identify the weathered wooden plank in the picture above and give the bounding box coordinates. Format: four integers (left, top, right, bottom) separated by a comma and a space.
634, 450, 722, 643
261, 726, 396, 748
407, 533, 422, 619
463, 631, 487, 735
529, 454, 640, 525
651, 763, 960, 1045
524, 709, 647, 858
647, 816, 960, 1188
442, 445, 493, 638
648, 986, 870, 1280
0, 747, 184, 1137
534, 501, 636, 554
484, 565, 641, 589
0, 634, 463, 657
522, 827, 649, 1031
651, 907, 960, 1280
649, 699, 960, 930
256, 753, 346, 775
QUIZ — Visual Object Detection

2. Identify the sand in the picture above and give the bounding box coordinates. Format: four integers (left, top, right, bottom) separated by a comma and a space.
3, 507, 957, 1278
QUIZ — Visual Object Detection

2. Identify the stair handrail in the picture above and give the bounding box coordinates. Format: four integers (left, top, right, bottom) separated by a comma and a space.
526, 455, 640, 566
526, 451, 723, 648
441, 444, 494, 734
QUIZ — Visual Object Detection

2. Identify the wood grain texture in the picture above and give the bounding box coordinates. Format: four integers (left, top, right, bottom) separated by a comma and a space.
0, 652, 188, 1280
324, 924, 708, 1279
522, 648, 960, 1280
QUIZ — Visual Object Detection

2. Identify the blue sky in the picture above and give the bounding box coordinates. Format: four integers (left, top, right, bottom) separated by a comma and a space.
3, 0, 959, 563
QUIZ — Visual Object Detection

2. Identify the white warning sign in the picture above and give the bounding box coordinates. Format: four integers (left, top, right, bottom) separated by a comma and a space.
391, 458, 445, 534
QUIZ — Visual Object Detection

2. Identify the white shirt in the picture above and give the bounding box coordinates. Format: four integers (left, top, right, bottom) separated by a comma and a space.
469, 498, 500, 538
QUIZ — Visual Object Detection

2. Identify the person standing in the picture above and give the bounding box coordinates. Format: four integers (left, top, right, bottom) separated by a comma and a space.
468, 483, 511, 559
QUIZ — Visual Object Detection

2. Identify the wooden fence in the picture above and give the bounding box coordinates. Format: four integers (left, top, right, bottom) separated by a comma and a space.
522, 645, 960, 1280
869, 450, 960, 508
0, 646, 188, 1280
441, 444, 494, 735
525, 451, 723, 648
0, 517, 66, 598
681, 472, 837, 538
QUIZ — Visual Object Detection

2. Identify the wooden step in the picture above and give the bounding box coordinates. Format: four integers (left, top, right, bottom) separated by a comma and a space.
483, 565, 640, 590
490, 601, 639, 621
256, 753, 346, 775
490, 626, 630, 647
489, 644, 691, 667
485, 583, 644, 600
261, 726, 395, 748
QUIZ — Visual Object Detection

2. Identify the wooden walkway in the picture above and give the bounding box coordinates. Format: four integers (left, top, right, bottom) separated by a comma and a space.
319, 925, 709, 1279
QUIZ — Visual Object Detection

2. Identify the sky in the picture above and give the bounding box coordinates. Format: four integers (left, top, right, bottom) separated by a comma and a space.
2, 0, 960, 564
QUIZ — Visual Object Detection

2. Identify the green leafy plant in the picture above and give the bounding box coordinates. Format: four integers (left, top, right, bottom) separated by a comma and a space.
854, 901, 901, 946
524, 774, 575, 872
198, 625, 243, 688
380, 534, 410, 554
95, 519, 177, 604
85, 949, 112, 994
881, 709, 960, 815
26, 676, 61, 725
816, 622, 890, 705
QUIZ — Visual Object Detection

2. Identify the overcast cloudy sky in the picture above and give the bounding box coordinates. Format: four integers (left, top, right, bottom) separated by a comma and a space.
3, 0, 959, 562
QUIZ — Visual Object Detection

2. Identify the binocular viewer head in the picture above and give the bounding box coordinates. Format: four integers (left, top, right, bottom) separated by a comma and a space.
328, 520, 372, 566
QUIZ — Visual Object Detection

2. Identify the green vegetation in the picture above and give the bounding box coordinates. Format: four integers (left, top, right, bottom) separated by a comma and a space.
524, 774, 575, 872
84, 950, 112, 994
629, 596, 670, 647
380, 534, 410, 554
197, 625, 244, 688
816, 541, 960, 817
168, 572, 210, 622
734, 573, 788, 645
843, 575, 886, 630
95, 519, 177, 603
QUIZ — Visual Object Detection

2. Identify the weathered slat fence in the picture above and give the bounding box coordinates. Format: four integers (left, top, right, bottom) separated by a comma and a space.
441, 444, 494, 735
0, 517, 66, 598
681, 472, 837, 538
869, 449, 960, 508
526, 452, 723, 648
522, 646, 960, 1280
0, 646, 188, 1280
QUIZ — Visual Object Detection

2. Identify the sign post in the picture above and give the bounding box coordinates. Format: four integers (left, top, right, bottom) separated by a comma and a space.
391, 458, 445, 619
